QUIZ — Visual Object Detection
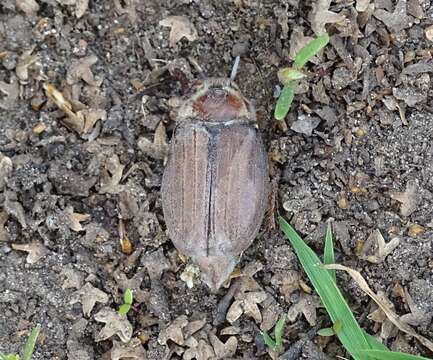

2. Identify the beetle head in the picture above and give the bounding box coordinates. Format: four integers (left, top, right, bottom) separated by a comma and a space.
177, 78, 256, 123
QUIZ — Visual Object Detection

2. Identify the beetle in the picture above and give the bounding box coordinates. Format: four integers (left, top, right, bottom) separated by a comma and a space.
161, 65, 269, 290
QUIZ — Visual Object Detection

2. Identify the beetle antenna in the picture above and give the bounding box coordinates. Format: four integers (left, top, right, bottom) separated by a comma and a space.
230, 56, 240, 81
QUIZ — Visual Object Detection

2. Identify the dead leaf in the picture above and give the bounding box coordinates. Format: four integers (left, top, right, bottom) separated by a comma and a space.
209, 332, 237, 359
158, 315, 189, 346
98, 154, 125, 194
113, 0, 137, 23
75, 0, 89, 18
159, 16, 198, 47
66, 55, 100, 86
0, 78, 19, 110
0, 211, 9, 242
0, 154, 12, 191
360, 229, 400, 264
390, 180, 420, 217
94, 307, 133, 343
356, 0, 370, 12
61, 265, 84, 290
374, 0, 413, 33
309, 0, 346, 36
324, 263, 433, 352
118, 219, 134, 255
137, 121, 169, 160
16, 0, 39, 16
287, 293, 321, 326
81, 108, 106, 133
141, 248, 171, 280
65, 206, 91, 232
12, 242, 48, 264
289, 26, 313, 61
4, 191, 27, 229
43, 83, 85, 133
73, 282, 109, 317
271, 270, 301, 300
226, 291, 267, 323
56, 0, 89, 18
110, 338, 146, 360
184, 319, 206, 339
183, 339, 215, 360
180, 264, 200, 288
16, 47, 39, 81
400, 288, 431, 327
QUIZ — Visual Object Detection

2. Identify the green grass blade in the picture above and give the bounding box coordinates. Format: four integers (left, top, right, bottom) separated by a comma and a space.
279, 216, 371, 360
22, 325, 40, 360
274, 315, 286, 348
261, 331, 277, 350
274, 82, 295, 120
363, 331, 389, 351
294, 34, 330, 69
356, 350, 432, 360
324, 222, 336, 282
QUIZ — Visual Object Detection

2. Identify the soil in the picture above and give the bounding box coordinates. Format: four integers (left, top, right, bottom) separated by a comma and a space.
1, 0, 433, 359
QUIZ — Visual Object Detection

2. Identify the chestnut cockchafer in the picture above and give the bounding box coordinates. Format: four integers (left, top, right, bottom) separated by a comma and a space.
162, 70, 269, 290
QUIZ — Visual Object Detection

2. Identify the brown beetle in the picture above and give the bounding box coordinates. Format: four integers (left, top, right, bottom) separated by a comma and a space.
161, 72, 269, 290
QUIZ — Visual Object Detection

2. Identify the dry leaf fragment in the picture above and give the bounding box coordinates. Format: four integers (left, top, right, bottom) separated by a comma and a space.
16, 47, 39, 81
61, 265, 84, 290
99, 154, 125, 194
180, 264, 200, 288
137, 121, 169, 160
43, 83, 85, 133
289, 26, 313, 61
209, 332, 237, 359
0, 211, 9, 242
324, 263, 433, 352
94, 307, 133, 343
81, 108, 106, 133
159, 16, 198, 47
425, 25, 433, 42
158, 315, 189, 346
73, 282, 109, 317
110, 338, 146, 360
309, 0, 346, 36
0, 154, 12, 191
226, 291, 267, 323
75, 0, 89, 18
16, 0, 39, 15
11, 242, 48, 264
356, 0, 370, 12
287, 293, 321, 326
0, 78, 19, 110
183, 339, 215, 360
66, 55, 100, 86
360, 229, 400, 264
390, 180, 420, 217
374, 0, 413, 33
65, 206, 91, 232
4, 191, 27, 229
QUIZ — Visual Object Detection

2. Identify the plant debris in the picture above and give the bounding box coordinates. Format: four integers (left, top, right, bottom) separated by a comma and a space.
159, 16, 198, 47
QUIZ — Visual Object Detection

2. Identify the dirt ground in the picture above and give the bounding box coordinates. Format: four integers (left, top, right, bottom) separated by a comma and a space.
1, 0, 433, 359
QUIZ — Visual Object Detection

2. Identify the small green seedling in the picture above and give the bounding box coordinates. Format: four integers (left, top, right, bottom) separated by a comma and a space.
261, 314, 286, 351
279, 217, 433, 360
318, 319, 343, 337
274, 34, 330, 120
118, 288, 133, 316
0, 325, 40, 360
